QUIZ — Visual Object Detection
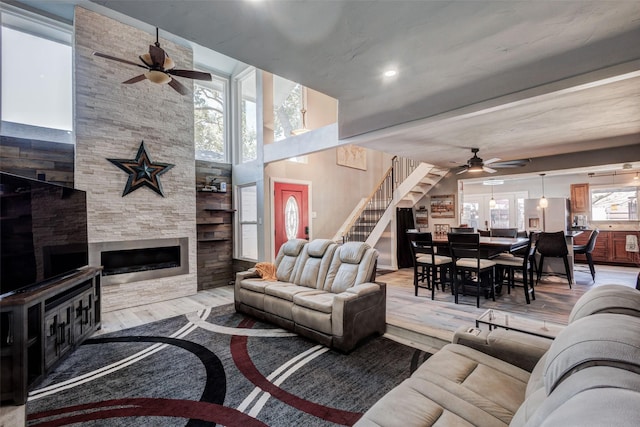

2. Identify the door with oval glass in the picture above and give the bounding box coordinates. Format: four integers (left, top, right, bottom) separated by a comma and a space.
274, 182, 309, 256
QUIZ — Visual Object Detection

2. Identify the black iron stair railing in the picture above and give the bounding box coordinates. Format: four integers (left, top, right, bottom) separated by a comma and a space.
342, 156, 421, 243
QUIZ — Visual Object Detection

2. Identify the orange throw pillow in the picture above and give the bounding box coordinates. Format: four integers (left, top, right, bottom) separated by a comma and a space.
255, 262, 278, 281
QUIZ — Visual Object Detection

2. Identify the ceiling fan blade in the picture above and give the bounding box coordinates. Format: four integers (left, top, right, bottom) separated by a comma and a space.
483, 166, 497, 173
490, 159, 531, 168
122, 74, 147, 84
483, 158, 501, 165
456, 168, 469, 175
149, 44, 166, 68
168, 78, 189, 95
93, 52, 147, 69
168, 69, 213, 81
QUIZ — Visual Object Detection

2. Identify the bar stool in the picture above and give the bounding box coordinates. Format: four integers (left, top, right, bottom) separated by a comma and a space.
573, 229, 599, 281
448, 232, 496, 308
493, 236, 537, 304
536, 231, 572, 288
409, 236, 453, 299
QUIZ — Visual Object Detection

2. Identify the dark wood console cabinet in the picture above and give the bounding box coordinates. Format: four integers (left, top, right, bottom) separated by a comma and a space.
0, 266, 101, 406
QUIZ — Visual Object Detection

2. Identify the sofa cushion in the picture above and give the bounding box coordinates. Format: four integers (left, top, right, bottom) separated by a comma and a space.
543, 313, 640, 394
568, 284, 640, 323
293, 291, 335, 314
265, 284, 318, 301
512, 366, 640, 427
274, 238, 307, 282
292, 239, 337, 289
413, 344, 528, 423
240, 277, 280, 293
324, 242, 378, 293
356, 376, 509, 427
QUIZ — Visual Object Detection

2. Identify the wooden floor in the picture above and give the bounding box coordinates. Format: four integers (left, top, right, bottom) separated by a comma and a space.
100, 264, 639, 352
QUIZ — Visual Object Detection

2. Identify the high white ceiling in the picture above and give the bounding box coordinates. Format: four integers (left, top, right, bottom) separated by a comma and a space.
22, 0, 640, 168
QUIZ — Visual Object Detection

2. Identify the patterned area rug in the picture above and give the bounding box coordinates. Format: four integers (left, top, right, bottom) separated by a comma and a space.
27, 304, 430, 426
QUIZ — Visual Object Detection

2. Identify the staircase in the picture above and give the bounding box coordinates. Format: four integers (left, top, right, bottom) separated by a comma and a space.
335, 157, 448, 269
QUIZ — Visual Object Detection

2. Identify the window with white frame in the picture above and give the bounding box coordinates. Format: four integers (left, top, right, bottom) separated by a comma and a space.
463, 192, 527, 230
591, 185, 638, 221
194, 74, 228, 162
273, 75, 302, 141
238, 70, 257, 163
1, 9, 73, 142
238, 184, 258, 260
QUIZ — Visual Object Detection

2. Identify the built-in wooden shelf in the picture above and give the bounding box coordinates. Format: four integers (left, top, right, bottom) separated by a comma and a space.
197, 237, 231, 242
203, 208, 235, 212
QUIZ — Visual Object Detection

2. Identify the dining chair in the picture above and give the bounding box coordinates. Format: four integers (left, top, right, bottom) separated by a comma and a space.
536, 231, 572, 288
573, 229, 599, 281
450, 227, 475, 233
410, 237, 453, 299
490, 228, 518, 238
447, 232, 496, 308
493, 235, 537, 304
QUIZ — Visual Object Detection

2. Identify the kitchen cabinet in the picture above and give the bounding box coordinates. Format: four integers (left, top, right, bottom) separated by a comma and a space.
573, 230, 639, 266
570, 183, 589, 214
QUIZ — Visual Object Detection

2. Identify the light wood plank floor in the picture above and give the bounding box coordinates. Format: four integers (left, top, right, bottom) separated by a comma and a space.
100, 264, 638, 351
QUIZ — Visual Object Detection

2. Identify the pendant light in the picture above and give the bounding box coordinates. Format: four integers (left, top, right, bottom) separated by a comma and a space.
539, 173, 548, 208
489, 184, 496, 208
291, 86, 310, 136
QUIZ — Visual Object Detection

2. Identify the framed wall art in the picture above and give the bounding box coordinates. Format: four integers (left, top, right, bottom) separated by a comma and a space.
430, 194, 455, 218
336, 145, 367, 170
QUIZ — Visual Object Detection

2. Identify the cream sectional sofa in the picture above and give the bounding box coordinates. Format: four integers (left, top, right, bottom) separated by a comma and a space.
234, 238, 386, 352
356, 284, 640, 426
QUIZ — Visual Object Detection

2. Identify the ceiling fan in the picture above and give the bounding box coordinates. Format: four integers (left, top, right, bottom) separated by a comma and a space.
457, 148, 530, 175
93, 28, 212, 95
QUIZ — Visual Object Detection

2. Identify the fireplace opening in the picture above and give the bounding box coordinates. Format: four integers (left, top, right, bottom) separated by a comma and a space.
101, 246, 181, 276
89, 237, 189, 286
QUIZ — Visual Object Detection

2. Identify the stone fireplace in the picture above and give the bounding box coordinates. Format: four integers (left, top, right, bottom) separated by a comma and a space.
74, 7, 197, 312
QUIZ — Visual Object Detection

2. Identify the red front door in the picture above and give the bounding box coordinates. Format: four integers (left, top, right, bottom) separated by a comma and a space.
274, 182, 309, 256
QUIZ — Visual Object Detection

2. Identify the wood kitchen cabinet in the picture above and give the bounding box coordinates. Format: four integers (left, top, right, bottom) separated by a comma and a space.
573, 230, 639, 266
570, 183, 589, 213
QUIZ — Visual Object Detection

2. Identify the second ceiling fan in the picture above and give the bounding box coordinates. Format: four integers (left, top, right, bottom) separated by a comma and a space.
93, 28, 212, 95
457, 148, 530, 175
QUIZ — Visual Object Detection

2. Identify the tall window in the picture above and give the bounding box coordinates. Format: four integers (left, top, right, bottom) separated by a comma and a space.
463, 192, 527, 230
238, 70, 257, 163
591, 185, 638, 221
273, 75, 302, 141
238, 184, 258, 260
194, 74, 228, 162
1, 10, 72, 140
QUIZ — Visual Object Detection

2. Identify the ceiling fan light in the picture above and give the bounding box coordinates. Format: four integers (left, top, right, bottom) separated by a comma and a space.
141, 52, 152, 66
163, 55, 175, 70
145, 70, 171, 85
468, 164, 483, 173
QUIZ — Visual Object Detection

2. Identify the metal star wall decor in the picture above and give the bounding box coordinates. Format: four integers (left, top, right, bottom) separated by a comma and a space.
107, 141, 174, 197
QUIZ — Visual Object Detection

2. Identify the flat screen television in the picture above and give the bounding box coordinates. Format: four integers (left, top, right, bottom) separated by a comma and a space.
0, 172, 89, 299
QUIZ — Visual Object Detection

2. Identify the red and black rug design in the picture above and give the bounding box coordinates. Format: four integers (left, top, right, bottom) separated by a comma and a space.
27, 304, 429, 426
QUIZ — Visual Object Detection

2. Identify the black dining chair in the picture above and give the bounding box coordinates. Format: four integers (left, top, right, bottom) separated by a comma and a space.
573, 229, 599, 281
490, 228, 518, 238
450, 227, 475, 233
493, 235, 537, 304
409, 237, 453, 299
536, 231, 572, 288
447, 232, 497, 308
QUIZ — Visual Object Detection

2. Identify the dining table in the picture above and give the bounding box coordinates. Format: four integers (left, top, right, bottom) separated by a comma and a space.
432, 235, 529, 259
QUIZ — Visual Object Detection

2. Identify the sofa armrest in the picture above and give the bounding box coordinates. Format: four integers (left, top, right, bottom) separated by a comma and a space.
453, 326, 552, 372
234, 269, 259, 309
331, 282, 386, 352
345, 282, 381, 296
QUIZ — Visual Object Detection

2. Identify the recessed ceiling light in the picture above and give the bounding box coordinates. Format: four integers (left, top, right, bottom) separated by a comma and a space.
383, 69, 397, 78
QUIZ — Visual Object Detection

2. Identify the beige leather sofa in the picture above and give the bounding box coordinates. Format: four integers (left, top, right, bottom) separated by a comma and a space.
356, 284, 640, 426
235, 238, 386, 352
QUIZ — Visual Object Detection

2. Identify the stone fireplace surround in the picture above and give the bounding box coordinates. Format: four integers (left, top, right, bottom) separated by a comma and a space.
74, 7, 197, 312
